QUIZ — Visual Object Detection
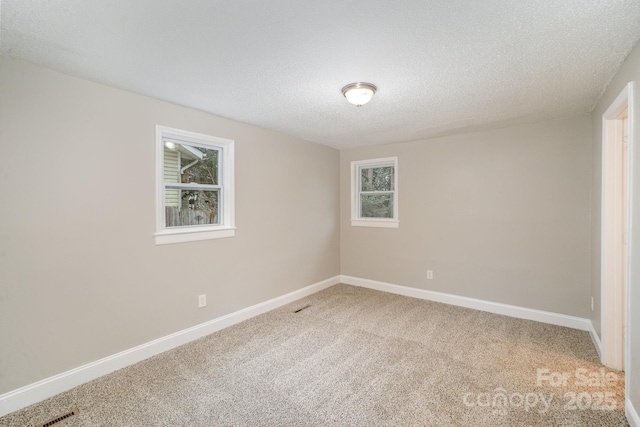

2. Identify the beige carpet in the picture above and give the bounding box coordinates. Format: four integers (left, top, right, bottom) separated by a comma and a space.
0, 284, 628, 426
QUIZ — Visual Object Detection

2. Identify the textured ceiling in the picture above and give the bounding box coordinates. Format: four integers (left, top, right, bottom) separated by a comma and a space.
2, 1, 640, 149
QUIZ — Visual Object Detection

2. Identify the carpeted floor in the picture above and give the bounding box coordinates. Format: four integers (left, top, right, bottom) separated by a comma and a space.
0, 284, 628, 426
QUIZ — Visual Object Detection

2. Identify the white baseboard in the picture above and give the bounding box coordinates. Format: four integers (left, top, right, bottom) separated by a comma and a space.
0, 275, 341, 417
588, 320, 603, 360
340, 275, 592, 331
0, 275, 616, 419
339, 276, 636, 427
629, 398, 640, 427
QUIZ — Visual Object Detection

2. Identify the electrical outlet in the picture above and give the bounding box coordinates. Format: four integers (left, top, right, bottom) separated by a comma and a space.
427, 270, 434, 280
198, 294, 206, 308
591, 296, 594, 311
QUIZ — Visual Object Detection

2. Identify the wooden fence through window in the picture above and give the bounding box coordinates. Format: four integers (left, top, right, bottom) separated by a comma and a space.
165, 207, 218, 227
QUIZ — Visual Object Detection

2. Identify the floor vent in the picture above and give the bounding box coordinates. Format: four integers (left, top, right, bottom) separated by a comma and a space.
294, 304, 311, 313
39, 408, 79, 427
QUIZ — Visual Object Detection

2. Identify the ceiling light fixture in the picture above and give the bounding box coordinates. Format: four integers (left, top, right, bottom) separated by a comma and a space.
341, 82, 377, 107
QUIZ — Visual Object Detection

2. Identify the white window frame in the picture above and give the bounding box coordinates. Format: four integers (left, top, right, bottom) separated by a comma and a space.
351, 157, 399, 228
155, 125, 235, 245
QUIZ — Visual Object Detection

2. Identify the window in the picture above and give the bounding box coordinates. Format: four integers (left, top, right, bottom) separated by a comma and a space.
155, 126, 235, 245
351, 157, 399, 228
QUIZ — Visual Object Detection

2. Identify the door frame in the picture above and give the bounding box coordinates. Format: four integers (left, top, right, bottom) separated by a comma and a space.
601, 81, 634, 376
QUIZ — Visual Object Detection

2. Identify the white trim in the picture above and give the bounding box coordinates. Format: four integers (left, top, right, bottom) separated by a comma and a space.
154, 227, 235, 245
0, 275, 341, 417
600, 82, 640, 427
155, 125, 235, 245
600, 82, 633, 372
625, 82, 636, 410
350, 157, 399, 227
628, 398, 640, 427
351, 219, 399, 228
340, 275, 592, 331
589, 320, 603, 360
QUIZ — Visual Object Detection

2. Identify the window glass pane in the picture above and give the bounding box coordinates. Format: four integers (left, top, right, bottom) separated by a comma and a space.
361, 166, 394, 191
360, 194, 393, 218
165, 189, 219, 227
164, 140, 219, 185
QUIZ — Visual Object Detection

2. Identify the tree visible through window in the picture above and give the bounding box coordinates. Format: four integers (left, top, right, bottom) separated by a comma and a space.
156, 126, 235, 245
163, 142, 220, 227
351, 157, 399, 228
360, 165, 394, 218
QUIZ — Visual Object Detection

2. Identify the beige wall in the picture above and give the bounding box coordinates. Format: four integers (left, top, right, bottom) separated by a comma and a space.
0, 57, 340, 394
590, 41, 640, 416
5, 47, 638, 417
341, 116, 592, 317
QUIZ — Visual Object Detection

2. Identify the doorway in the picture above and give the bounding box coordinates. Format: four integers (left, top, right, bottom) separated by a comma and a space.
601, 82, 633, 372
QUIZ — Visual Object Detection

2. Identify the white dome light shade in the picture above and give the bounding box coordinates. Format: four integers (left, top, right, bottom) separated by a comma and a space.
342, 82, 377, 107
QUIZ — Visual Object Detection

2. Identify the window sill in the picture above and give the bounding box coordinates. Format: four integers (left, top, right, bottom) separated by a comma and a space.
154, 227, 236, 245
351, 219, 399, 228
